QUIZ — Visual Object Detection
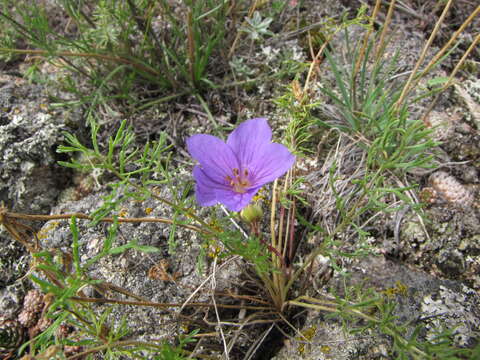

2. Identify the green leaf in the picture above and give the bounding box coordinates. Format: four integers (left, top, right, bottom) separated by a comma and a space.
426, 76, 449, 87
109, 239, 160, 255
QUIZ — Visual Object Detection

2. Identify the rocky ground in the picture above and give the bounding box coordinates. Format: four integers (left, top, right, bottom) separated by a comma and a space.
1, 1, 479, 359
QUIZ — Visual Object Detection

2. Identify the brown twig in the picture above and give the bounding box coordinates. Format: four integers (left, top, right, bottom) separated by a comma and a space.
0, 48, 160, 76
71, 296, 274, 311
1, 206, 208, 237
187, 9, 196, 86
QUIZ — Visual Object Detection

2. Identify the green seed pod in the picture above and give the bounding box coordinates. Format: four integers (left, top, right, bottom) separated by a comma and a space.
240, 203, 263, 224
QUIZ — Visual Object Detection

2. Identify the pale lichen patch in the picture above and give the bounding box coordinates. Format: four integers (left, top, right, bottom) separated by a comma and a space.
421, 285, 479, 346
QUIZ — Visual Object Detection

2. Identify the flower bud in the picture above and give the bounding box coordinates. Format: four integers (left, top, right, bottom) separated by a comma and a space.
240, 203, 263, 224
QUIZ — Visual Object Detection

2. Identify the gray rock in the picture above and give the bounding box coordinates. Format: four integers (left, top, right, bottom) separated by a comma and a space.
0, 72, 82, 289
33, 186, 244, 343
0, 75, 77, 213
0, 280, 26, 319
273, 256, 480, 359
436, 248, 466, 277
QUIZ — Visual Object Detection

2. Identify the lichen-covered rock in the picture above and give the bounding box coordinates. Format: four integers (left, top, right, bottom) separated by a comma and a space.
0, 282, 24, 320
0, 244, 30, 288
455, 79, 480, 131
421, 284, 479, 346
0, 317, 24, 359
0, 72, 82, 287
436, 248, 466, 277
273, 256, 480, 359
0, 74, 78, 214
400, 181, 480, 289
35, 184, 244, 344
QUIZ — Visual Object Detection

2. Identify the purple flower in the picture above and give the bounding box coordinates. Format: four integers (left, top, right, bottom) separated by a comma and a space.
186, 118, 295, 212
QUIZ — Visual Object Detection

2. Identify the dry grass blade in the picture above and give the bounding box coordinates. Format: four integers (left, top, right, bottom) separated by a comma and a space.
394, 0, 453, 110
71, 296, 273, 311
375, 0, 397, 60
305, 133, 366, 224
210, 257, 230, 360
0, 48, 160, 76
352, 0, 382, 79
422, 32, 480, 124
242, 323, 275, 360
419, 5, 480, 81
179, 255, 242, 314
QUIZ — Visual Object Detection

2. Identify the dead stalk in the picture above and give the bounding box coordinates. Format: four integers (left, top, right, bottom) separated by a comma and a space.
419, 5, 480, 80
1, 206, 210, 242
375, 0, 396, 60
422, 32, 480, 124
395, 0, 453, 110
72, 296, 274, 311
0, 47, 160, 75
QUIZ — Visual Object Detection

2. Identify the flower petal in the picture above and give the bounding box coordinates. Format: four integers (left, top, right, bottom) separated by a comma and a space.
187, 134, 239, 182
192, 166, 218, 206
226, 118, 272, 168
249, 143, 295, 186
215, 187, 261, 212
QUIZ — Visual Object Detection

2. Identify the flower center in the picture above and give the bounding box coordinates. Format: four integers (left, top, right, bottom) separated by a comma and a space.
225, 168, 251, 194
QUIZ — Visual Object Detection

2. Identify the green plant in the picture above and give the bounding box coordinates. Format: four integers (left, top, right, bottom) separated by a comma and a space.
239, 11, 273, 42
1, 0, 479, 359
1, 216, 195, 359
0, 0, 230, 106
317, 30, 437, 171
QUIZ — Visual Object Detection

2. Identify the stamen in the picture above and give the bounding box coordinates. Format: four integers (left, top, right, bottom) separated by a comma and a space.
226, 167, 251, 194
224, 175, 234, 187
